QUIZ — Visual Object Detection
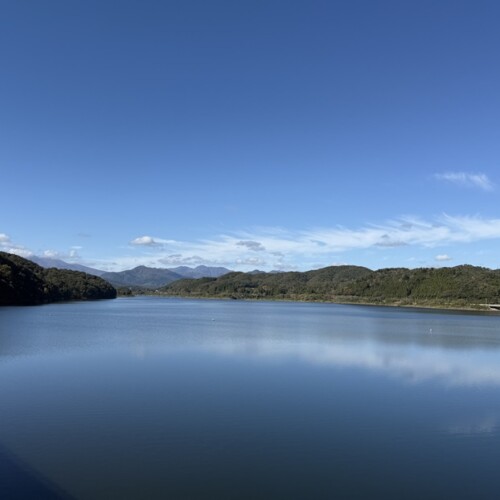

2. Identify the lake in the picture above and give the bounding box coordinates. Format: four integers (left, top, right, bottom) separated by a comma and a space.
1, 297, 500, 499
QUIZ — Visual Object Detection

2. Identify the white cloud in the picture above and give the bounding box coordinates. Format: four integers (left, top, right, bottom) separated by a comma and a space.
43, 250, 61, 258
130, 236, 162, 246
0, 233, 33, 258
1, 233, 86, 263
40, 248, 84, 262
434, 172, 494, 191
435, 254, 452, 261
130, 235, 178, 247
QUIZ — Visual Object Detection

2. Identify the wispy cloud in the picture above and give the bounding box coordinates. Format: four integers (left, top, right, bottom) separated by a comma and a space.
6, 211, 500, 273
434, 172, 494, 191
158, 254, 217, 267
122, 214, 500, 271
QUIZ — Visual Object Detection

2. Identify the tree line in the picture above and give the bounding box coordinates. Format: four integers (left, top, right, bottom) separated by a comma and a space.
158, 264, 500, 309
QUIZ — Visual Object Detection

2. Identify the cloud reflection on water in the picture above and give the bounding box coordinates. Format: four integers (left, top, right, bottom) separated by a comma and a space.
201, 335, 500, 388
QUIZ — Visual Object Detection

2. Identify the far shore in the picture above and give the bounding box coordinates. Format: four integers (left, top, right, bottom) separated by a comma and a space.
118, 290, 500, 315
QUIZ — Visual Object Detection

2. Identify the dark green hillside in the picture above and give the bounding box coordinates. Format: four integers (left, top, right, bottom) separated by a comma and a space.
0, 252, 48, 305
160, 264, 500, 309
0, 252, 117, 306
161, 265, 373, 301
343, 266, 500, 305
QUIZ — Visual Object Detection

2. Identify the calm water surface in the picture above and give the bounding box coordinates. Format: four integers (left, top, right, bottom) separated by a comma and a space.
1, 297, 500, 499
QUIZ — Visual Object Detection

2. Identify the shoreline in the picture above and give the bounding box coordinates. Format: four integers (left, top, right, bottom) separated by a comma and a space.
122, 291, 500, 315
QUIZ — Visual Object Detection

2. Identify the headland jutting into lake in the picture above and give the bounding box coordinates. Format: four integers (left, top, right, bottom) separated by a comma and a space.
0, 251, 116, 306
144, 264, 500, 312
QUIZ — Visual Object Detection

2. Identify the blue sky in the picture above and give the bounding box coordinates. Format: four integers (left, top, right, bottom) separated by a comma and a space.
1, 0, 499, 272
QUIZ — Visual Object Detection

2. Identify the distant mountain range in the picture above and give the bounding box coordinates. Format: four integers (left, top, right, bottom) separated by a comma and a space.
168, 265, 233, 279
30, 256, 106, 276
31, 256, 232, 288
101, 265, 232, 288
101, 266, 183, 288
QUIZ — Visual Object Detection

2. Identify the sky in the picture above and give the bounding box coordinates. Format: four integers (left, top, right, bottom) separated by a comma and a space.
1, 0, 500, 272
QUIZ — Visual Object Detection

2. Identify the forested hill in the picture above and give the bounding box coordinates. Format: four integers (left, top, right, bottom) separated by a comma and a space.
160, 264, 500, 309
0, 252, 117, 306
